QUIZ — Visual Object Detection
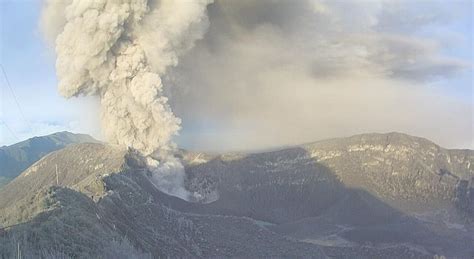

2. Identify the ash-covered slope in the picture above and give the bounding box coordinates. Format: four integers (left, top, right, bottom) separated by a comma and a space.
0, 143, 327, 258
0, 131, 99, 188
0, 143, 127, 226
184, 132, 473, 217
180, 132, 473, 257
0, 132, 472, 258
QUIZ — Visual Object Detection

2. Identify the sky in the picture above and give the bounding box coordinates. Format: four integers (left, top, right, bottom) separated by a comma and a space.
0, 0, 473, 150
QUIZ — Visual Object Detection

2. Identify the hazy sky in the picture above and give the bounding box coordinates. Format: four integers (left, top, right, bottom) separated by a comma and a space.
0, 0, 472, 150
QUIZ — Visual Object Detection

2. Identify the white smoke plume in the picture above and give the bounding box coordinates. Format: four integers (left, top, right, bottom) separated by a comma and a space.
41, 0, 213, 200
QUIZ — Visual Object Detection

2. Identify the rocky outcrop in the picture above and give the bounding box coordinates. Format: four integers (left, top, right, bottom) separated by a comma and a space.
302, 133, 473, 211
455, 177, 474, 218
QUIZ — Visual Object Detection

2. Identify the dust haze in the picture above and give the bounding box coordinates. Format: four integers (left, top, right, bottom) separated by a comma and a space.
166, 0, 472, 151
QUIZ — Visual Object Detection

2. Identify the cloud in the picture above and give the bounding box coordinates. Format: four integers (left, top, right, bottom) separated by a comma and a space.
371, 34, 470, 81
165, 0, 472, 151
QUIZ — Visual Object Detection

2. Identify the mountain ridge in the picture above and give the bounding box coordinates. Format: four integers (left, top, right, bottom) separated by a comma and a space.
0, 132, 472, 258
0, 131, 100, 188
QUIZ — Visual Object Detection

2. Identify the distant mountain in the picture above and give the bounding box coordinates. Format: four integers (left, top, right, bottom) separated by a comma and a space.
0, 132, 472, 258
0, 131, 99, 188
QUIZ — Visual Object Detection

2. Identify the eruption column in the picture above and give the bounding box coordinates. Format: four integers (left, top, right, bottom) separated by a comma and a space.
42, 0, 213, 200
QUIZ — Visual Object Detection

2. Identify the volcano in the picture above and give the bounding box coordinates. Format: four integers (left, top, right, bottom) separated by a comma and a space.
0, 132, 472, 258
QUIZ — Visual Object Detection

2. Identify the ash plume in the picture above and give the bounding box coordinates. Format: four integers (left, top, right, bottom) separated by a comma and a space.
41, 0, 213, 200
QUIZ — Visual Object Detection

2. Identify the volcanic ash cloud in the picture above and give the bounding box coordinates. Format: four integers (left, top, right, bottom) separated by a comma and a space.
41, 0, 213, 200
